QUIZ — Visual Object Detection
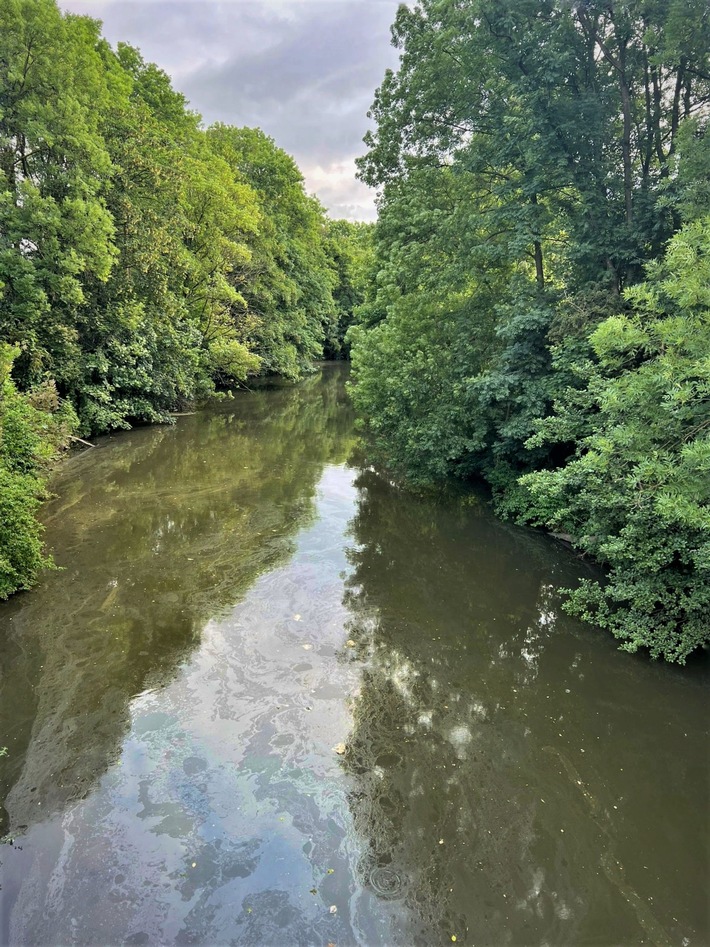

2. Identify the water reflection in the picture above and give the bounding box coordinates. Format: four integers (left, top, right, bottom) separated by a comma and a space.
0, 367, 354, 838
0, 368, 707, 947
340, 469, 710, 946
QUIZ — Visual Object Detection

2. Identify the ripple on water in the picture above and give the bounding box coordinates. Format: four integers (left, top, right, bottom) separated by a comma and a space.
369, 865, 406, 900
356, 852, 406, 901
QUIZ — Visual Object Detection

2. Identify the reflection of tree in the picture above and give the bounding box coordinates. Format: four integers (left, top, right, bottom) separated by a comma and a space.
339, 470, 667, 946
0, 365, 354, 836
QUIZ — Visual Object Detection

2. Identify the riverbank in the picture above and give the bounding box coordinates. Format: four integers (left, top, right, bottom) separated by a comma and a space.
0, 362, 337, 602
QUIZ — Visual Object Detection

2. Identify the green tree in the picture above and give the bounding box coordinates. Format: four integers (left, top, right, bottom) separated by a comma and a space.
71, 45, 263, 433
323, 219, 374, 358
350, 0, 710, 659
0, 0, 344, 597
207, 125, 337, 379
520, 218, 710, 662
0, 344, 76, 598
0, 0, 116, 389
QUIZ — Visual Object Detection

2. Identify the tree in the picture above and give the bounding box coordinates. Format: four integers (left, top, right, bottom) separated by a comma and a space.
0, 0, 115, 390
0, 344, 75, 598
520, 218, 710, 662
323, 219, 374, 358
350, 0, 710, 659
0, 0, 345, 597
207, 125, 337, 379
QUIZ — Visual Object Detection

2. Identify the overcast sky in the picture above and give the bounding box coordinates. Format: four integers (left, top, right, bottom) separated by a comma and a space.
62, 1, 402, 220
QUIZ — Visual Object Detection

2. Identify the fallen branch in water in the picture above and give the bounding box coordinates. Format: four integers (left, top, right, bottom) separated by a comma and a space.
70, 435, 96, 448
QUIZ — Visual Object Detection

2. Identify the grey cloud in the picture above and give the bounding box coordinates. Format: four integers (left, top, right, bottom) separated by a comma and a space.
182, 3, 399, 163
63, 1, 400, 219
66, 2, 253, 77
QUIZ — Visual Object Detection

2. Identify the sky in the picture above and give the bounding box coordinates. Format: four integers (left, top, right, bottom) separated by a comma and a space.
62, 1, 402, 221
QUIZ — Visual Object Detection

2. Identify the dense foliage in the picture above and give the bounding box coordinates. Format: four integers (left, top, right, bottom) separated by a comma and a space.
350, 0, 710, 661
324, 219, 375, 359
0, 0, 370, 597
0, 344, 76, 597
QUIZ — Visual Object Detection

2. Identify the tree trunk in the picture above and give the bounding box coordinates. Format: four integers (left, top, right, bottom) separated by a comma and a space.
534, 241, 544, 290
618, 42, 633, 226
531, 193, 544, 289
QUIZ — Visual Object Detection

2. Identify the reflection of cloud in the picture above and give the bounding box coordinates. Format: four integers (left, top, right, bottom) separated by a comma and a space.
61, 0, 401, 219
1, 369, 354, 836
337, 467, 627, 943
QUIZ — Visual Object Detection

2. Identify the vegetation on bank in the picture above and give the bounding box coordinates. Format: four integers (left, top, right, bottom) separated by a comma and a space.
0, 344, 76, 597
349, 0, 710, 662
0, 0, 371, 597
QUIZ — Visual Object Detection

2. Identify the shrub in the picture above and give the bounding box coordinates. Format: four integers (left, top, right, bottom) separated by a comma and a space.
0, 344, 76, 597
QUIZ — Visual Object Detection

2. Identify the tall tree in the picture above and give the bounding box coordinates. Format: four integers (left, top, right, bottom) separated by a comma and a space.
207, 125, 337, 379
351, 0, 710, 659
521, 216, 710, 662
0, 0, 115, 389
323, 219, 374, 358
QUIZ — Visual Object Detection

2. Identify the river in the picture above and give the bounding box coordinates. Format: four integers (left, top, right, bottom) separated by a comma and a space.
0, 363, 707, 946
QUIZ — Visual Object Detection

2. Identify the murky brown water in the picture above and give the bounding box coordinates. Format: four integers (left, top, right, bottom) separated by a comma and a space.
0, 363, 708, 946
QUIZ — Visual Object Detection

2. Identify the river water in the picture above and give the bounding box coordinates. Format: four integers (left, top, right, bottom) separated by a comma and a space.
0, 364, 707, 947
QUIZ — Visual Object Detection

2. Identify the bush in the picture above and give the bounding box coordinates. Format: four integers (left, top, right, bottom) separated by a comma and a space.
520, 219, 710, 662
0, 344, 76, 597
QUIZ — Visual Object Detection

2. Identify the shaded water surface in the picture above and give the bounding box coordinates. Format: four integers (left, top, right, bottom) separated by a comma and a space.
0, 364, 708, 946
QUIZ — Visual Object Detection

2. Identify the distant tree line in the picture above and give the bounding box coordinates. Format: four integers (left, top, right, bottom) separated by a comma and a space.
349, 0, 710, 662
0, 0, 371, 598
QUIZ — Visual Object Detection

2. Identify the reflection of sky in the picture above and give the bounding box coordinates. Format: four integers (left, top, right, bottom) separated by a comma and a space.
3, 464, 383, 945
3, 450, 708, 945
